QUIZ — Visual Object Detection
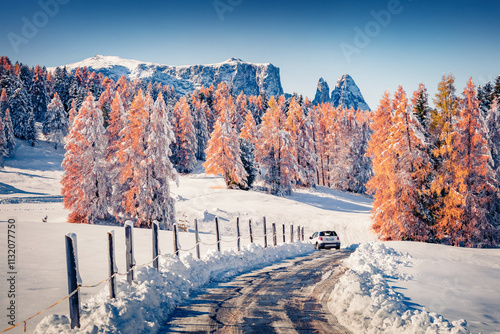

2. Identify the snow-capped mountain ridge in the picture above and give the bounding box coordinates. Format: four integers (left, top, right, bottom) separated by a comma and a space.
49, 55, 283, 97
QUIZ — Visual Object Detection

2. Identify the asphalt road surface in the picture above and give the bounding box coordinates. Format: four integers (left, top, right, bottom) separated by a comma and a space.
161, 249, 353, 333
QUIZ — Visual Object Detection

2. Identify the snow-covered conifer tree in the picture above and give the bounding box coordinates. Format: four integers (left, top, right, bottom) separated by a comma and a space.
204, 97, 248, 189
2, 109, 15, 156
191, 95, 209, 160
43, 93, 69, 149
174, 96, 197, 173
256, 96, 298, 196
286, 97, 317, 187
61, 93, 108, 224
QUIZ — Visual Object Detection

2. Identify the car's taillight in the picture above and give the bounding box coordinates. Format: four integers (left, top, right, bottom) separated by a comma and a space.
318, 237, 323, 241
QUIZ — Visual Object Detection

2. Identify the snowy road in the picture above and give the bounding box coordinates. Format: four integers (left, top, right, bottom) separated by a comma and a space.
161, 250, 353, 333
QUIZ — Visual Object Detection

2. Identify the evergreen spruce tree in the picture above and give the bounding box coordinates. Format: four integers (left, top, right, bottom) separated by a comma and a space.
191, 95, 209, 160
53, 67, 71, 111
3, 109, 15, 156
43, 93, 69, 149
0, 116, 8, 165
32, 66, 50, 122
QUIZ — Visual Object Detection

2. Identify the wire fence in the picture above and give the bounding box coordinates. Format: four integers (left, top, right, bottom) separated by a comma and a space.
1, 217, 305, 333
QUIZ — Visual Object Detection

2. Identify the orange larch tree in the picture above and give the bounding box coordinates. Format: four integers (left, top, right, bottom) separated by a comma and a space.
204, 97, 248, 189
61, 92, 108, 224
256, 96, 298, 196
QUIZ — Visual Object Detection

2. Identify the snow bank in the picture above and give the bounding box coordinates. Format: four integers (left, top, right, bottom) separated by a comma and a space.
34, 242, 314, 333
328, 243, 469, 334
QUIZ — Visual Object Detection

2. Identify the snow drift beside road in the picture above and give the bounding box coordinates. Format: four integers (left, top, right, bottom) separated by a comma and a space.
329, 243, 469, 334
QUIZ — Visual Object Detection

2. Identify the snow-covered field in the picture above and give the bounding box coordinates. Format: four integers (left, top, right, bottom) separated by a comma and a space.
1, 139, 499, 333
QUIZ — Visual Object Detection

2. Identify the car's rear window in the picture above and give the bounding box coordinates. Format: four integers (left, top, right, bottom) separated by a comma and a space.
319, 231, 337, 236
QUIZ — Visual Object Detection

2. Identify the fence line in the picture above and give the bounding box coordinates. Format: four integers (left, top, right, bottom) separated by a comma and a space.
1, 216, 306, 333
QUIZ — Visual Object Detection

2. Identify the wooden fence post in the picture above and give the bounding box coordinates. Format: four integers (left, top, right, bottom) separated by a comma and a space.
263, 217, 267, 248
125, 221, 135, 285
282, 224, 286, 243
173, 223, 179, 256
215, 217, 221, 252
152, 221, 159, 270
272, 222, 277, 247
290, 224, 294, 243
302, 227, 305, 241
249, 219, 253, 243
236, 217, 241, 252
107, 231, 117, 299
65, 233, 81, 329
194, 218, 200, 259
298, 225, 301, 242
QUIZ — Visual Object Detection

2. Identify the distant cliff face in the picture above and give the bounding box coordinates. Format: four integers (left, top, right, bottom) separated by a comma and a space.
50, 55, 284, 97
312, 75, 370, 111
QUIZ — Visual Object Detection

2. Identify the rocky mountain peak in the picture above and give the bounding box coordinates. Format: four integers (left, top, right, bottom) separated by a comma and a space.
312, 77, 331, 105
331, 75, 370, 111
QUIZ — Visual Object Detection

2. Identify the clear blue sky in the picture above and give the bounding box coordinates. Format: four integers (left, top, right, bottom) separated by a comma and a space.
1, 0, 499, 109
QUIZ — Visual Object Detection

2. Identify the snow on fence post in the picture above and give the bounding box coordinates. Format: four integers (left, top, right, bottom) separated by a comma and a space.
263, 216, 267, 248
152, 221, 159, 270
249, 219, 253, 243
272, 222, 277, 247
107, 231, 117, 299
173, 223, 179, 256
65, 233, 81, 329
125, 221, 135, 285
194, 219, 200, 259
290, 224, 294, 243
236, 217, 241, 252
282, 224, 286, 243
215, 217, 221, 252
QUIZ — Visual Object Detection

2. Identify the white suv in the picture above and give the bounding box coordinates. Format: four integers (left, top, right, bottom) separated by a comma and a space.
309, 231, 341, 250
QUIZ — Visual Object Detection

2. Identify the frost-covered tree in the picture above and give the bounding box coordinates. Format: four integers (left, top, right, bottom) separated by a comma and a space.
98, 85, 113, 127
432, 79, 498, 247
115, 91, 178, 228
191, 95, 209, 160
105, 92, 127, 218
233, 91, 247, 132
486, 97, 500, 233
286, 97, 317, 187
52, 67, 71, 111
0, 90, 15, 156
2, 109, 15, 156
61, 93, 108, 224
43, 93, 69, 149
239, 109, 258, 189
256, 96, 298, 196
374, 86, 432, 241
9, 85, 36, 146
173, 96, 197, 173
308, 103, 334, 186
32, 65, 49, 122
144, 92, 178, 228
367, 91, 394, 238
204, 97, 248, 189
0, 117, 8, 165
